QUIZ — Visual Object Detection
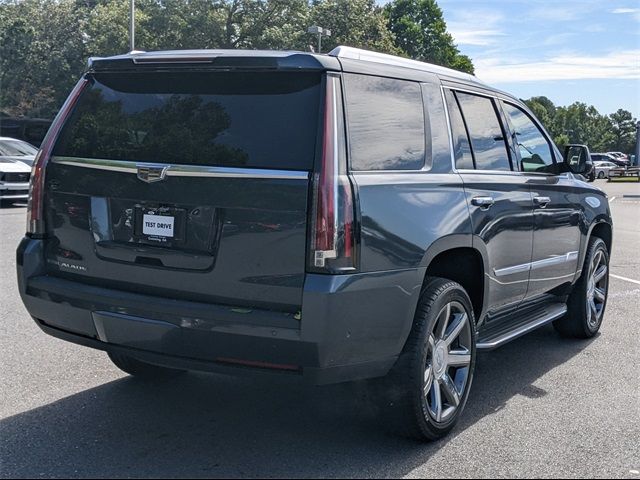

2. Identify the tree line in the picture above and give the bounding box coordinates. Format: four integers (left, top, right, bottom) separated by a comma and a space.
0, 0, 636, 154
525, 97, 637, 155
0, 0, 470, 118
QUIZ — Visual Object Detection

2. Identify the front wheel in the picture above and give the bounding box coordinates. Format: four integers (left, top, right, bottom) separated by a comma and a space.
378, 277, 476, 441
597, 171, 605, 179
554, 236, 609, 338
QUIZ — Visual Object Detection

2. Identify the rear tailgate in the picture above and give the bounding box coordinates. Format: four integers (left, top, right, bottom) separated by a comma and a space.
43, 70, 322, 312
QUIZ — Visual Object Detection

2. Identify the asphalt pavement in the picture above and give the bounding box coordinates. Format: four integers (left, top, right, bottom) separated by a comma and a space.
1, 180, 639, 479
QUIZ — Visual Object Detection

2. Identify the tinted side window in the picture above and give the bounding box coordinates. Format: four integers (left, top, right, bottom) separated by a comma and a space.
455, 92, 511, 171
503, 103, 555, 173
444, 89, 474, 169
344, 74, 425, 171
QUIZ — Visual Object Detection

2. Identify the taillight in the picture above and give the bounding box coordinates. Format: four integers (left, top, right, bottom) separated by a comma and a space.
27, 77, 89, 236
308, 74, 357, 274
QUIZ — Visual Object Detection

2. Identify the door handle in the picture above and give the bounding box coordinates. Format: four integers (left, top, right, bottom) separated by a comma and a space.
471, 196, 495, 209
534, 196, 551, 208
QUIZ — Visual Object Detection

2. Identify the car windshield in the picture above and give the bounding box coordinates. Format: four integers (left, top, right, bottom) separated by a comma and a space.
0, 139, 38, 156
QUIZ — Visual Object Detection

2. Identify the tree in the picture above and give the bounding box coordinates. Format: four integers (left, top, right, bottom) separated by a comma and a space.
609, 109, 636, 154
553, 102, 616, 153
0, 0, 87, 118
308, 0, 399, 54
384, 0, 474, 73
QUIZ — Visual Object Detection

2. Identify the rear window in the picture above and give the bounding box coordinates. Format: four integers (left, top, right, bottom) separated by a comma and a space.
53, 71, 322, 170
344, 74, 425, 171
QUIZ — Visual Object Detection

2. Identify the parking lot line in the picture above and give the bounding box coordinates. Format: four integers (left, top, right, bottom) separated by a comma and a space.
610, 273, 640, 285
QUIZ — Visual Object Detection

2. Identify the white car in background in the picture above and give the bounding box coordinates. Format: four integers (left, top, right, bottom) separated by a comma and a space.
593, 160, 618, 179
0, 137, 38, 167
0, 160, 31, 205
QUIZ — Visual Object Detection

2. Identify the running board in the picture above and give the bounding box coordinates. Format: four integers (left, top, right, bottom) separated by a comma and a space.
476, 303, 567, 350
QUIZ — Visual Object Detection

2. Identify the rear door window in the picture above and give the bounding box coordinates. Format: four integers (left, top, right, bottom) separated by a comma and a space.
455, 91, 511, 171
344, 74, 425, 171
53, 71, 322, 170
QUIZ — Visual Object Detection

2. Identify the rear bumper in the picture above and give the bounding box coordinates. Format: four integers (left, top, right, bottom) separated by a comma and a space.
17, 237, 424, 384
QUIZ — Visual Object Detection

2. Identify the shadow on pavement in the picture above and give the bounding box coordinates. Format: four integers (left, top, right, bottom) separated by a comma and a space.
0, 324, 594, 478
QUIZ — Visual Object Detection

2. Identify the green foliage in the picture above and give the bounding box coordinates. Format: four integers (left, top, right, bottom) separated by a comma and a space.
524, 96, 637, 155
0, 0, 87, 117
308, 0, 399, 54
384, 0, 474, 73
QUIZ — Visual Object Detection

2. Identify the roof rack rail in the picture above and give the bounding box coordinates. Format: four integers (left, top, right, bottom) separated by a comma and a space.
327, 46, 483, 84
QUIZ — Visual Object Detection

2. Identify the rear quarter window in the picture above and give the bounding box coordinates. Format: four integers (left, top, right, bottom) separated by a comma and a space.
344, 74, 425, 171
53, 71, 322, 171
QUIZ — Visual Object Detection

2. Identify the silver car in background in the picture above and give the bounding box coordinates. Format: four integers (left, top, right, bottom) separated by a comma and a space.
593, 160, 618, 179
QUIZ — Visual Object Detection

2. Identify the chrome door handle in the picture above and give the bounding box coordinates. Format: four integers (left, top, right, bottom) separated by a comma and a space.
534, 196, 551, 208
471, 196, 495, 209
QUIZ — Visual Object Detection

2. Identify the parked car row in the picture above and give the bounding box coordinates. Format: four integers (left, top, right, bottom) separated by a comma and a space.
591, 152, 630, 167
0, 137, 37, 205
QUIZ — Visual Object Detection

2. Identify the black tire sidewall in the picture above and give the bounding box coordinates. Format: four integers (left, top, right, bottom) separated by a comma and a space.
568, 237, 610, 337
412, 281, 477, 436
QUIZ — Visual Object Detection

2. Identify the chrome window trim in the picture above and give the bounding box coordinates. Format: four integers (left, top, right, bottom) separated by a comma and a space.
494, 251, 579, 277
440, 85, 457, 173
51, 156, 310, 180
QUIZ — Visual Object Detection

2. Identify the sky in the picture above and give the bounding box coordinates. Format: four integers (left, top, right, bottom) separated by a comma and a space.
381, 0, 640, 117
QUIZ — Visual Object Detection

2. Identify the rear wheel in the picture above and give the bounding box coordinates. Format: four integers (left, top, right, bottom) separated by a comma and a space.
554, 236, 609, 338
108, 351, 186, 379
597, 171, 605, 179
378, 277, 476, 441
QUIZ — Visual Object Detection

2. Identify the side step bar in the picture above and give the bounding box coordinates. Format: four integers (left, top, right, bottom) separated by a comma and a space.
476, 303, 567, 351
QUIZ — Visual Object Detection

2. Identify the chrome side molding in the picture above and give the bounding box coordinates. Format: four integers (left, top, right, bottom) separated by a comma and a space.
51, 156, 309, 180
494, 251, 579, 277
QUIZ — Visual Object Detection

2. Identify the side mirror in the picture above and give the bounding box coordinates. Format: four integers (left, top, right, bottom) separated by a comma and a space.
563, 144, 593, 176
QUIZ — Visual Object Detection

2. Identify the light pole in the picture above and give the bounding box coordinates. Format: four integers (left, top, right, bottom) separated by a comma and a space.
129, 0, 135, 52
307, 26, 331, 53
634, 120, 640, 166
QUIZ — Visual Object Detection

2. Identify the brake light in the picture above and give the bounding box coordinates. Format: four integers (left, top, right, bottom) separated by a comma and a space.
27, 78, 89, 236
309, 74, 356, 273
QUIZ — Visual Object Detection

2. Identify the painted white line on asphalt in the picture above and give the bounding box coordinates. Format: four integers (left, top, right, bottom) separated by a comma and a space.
610, 196, 616, 202
610, 273, 640, 285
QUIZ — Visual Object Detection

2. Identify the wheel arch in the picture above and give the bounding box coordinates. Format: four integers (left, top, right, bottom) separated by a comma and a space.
418, 235, 488, 324
576, 219, 613, 280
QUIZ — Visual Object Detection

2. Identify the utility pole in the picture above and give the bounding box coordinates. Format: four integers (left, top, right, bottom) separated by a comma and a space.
307, 26, 331, 54
129, 0, 135, 52
634, 121, 640, 166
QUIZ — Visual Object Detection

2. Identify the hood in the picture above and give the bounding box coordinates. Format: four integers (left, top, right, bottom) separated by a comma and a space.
0, 157, 33, 173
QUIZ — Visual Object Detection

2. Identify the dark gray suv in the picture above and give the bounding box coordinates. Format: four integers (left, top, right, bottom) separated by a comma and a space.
17, 47, 612, 441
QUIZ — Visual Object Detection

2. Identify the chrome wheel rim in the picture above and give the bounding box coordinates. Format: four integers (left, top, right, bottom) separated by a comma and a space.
586, 249, 608, 330
423, 301, 473, 423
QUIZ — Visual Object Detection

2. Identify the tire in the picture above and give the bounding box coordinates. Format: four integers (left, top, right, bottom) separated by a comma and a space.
108, 351, 186, 379
597, 171, 605, 179
554, 236, 609, 338
377, 277, 477, 441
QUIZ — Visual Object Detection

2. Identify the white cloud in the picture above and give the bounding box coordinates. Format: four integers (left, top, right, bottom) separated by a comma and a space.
612, 7, 640, 21
475, 50, 640, 83
447, 10, 506, 46
449, 29, 506, 46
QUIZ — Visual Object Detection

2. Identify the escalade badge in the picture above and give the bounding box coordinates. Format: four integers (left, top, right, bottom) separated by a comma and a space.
137, 165, 169, 183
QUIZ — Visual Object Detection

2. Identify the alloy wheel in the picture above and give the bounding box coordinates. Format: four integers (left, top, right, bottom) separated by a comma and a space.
423, 301, 473, 423
586, 248, 608, 330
